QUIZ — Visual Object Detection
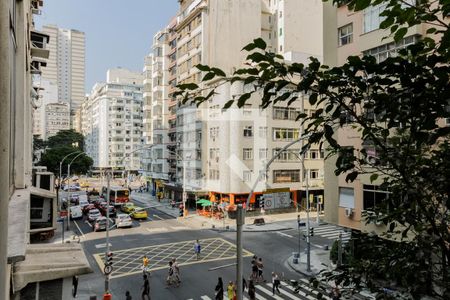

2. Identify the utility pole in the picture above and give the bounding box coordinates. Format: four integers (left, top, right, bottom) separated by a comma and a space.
183, 160, 187, 217
105, 171, 111, 293
316, 196, 320, 224
305, 167, 311, 272
236, 205, 244, 300
67, 163, 71, 230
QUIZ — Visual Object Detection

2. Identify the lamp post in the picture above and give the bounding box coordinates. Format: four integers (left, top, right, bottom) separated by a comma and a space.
235, 134, 311, 300
58, 151, 81, 211
66, 152, 86, 230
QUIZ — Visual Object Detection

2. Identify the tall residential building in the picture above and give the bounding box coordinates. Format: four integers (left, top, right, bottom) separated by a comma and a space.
142, 18, 178, 198
32, 79, 58, 140
1, 1, 90, 298
41, 25, 85, 123
82, 69, 144, 172
44, 102, 70, 138
322, 3, 430, 230
140, 0, 325, 207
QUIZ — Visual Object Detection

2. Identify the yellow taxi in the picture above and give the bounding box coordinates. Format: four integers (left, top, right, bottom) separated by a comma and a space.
80, 181, 90, 188
121, 202, 136, 213
130, 207, 148, 220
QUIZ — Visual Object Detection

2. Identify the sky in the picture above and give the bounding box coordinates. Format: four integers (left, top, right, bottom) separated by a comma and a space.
35, 0, 179, 93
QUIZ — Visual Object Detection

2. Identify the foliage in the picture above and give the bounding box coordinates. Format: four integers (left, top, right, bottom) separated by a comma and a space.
176, 1, 450, 298
38, 129, 93, 175
46, 129, 84, 150
32, 135, 46, 152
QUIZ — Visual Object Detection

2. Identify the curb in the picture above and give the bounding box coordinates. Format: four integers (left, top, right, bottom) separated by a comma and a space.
209, 226, 293, 233
286, 255, 320, 277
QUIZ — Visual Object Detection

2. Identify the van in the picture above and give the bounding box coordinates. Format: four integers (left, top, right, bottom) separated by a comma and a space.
70, 205, 83, 219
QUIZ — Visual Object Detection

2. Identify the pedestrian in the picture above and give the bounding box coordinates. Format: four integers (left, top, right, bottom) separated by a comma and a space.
125, 290, 132, 300
227, 281, 235, 300
194, 239, 201, 260
172, 258, 181, 283
271, 272, 281, 295
257, 257, 265, 282
248, 280, 256, 300
215, 277, 224, 300
251, 260, 258, 281
141, 274, 150, 300
72, 275, 78, 298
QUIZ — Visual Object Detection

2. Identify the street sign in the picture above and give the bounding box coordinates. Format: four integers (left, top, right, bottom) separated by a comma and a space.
104, 265, 113, 275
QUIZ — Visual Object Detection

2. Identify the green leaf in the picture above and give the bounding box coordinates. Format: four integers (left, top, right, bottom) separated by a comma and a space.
242, 42, 257, 52
195, 64, 210, 72
253, 38, 267, 50
223, 100, 234, 109
426, 27, 437, 34
237, 93, 252, 108
370, 173, 379, 183
177, 83, 199, 91
211, 67, 226, 77
345, 171, 358, 183
394, 27, 408, 42
202, 72, 216, 81
246, 52, 267, 63
353, 0, 371, 11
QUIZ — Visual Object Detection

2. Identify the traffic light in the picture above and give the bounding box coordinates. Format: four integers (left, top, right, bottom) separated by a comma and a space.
309, 227, 314, 237
105, 252, 113, 267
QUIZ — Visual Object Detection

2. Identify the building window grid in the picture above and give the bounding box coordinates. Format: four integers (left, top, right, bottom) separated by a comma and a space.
243, 148, 253, 160
243, 126, 253, 137
243, 170, 252, 182
273, 107, 301, 120
363, 35, 418, 63
273, 128, 300, 141
273, 169, 300, 183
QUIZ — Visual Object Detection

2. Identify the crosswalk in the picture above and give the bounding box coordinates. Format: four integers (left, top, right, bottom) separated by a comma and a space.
312, 224, 351, 244
186, 279, 333, 300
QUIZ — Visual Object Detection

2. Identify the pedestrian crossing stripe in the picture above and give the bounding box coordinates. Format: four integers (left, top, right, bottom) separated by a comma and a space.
311, 225, 351, 242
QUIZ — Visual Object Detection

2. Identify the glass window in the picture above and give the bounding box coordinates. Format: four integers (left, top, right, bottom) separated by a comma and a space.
338, 23, 353, 46
363, 185, 389, 210
363, 3, 387, 33
243, 126, 253, 137
243, 148, 253, 160
259, 148, 268, 159
273, 170, 300, 183
243, 171, 252, 182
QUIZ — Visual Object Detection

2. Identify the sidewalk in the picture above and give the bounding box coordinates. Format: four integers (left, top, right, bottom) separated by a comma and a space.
130, 191, 189, 218
286, 247, 332, 277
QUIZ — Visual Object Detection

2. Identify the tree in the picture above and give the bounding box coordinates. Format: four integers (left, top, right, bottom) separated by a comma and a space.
46, 129, 84, 150
39, 145, 93, 175
176, 1, 450, 298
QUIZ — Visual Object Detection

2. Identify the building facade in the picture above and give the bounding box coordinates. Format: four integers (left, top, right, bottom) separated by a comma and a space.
41, 24, 85, 127
32, 79, 58, 140
322, 3, 431, 230
44, 102, 70, 138
82, 69, 144, 172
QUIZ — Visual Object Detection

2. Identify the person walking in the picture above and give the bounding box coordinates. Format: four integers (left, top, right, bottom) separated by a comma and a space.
271, 272, 281, 295
215, 277, 224, 300
242, 278, 247, 292
172, 258, 181, 283
227, 281, 235, 300
125, 290, 132, 300
257, 257, 265, 282
166, 261, 178, 287
72, 276, 78, 298
141, 274, 150, 300
248, 280, 256, 300
194, 239, 201, 260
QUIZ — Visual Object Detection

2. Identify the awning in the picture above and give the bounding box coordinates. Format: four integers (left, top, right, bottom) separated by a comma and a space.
12, 243, 92, 292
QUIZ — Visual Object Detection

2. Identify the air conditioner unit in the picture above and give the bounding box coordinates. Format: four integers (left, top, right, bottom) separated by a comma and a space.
345, 207, 353, 217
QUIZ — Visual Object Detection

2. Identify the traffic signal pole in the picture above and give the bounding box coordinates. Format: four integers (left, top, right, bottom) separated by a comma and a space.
105, 171, 111, 296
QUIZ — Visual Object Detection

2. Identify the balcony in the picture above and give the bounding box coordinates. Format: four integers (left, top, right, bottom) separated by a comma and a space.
30, 30, 50, 59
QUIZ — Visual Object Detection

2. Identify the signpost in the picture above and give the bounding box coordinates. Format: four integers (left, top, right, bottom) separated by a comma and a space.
57, 217, 65, 244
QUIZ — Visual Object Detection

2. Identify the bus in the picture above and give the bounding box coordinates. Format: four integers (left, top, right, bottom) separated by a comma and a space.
101, 186, 130, 206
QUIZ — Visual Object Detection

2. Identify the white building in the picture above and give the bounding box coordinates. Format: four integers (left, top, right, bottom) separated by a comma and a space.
44, 102, 70, 138
32, 79, 58, 140
82, 68, 144, 172
41, 25, 85, 126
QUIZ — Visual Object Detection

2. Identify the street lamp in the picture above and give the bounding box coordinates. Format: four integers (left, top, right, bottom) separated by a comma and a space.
235, 134, 311, 300
58, 151, 82, 211
66, 152, 86, 230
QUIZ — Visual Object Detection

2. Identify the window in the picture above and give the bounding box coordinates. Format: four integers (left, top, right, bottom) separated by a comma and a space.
243, 104, 252, 116
363, 185, 389, 210
259, 126, 267, 138
363, 3, 387, 33
279, 28, 283, 36
273, 148, 300, 161
338, 23, 353, 46
273, 170, 300, 183
309, 150, 319, 159
243, 171, 252, 182
310, 169, 320, 179
363, 35, 418, 63
243, 126, 253, 137
273, 128, 300, 141
339, 187, 354, 208
243, 148, 253, 160
259, 148, 268, 159
273, 107, 301, 120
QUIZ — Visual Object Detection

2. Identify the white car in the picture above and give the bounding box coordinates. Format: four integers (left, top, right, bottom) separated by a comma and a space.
115, 214, 132, 228
79, 198, 89, 208
88, 209, 101, 222
70, 205, 83, 219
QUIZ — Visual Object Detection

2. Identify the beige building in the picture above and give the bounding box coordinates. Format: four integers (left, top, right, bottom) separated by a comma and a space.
322, 3, 431, 230
41, 25, 85, 127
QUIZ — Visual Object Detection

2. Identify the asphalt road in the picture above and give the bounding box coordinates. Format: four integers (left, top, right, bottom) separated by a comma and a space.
75, 222, 322, 300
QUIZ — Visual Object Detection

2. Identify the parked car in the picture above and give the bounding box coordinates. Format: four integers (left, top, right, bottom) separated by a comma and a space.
79, 198, 89, 208
100, 205, 117, 219
82, 204, 96, 215
70, 205, 83, 219
88, 209, 101, 222
130, 207, 148, 220
93, 217, 109, 232
115, 214, 133, 228
121, 202, 136, 213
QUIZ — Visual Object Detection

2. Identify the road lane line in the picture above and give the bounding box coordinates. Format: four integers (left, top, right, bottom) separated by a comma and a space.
74, 220, 86, 238
277, 232, 294, 238
153, 214, 163, 220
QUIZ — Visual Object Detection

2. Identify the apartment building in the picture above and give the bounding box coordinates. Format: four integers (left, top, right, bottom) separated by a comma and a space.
1, 1, 90, 299
139, 0, 326, 206
322, 3, 431, 230
41, 24, 85, 127
82, 69, 144, 172
44, 102, 70, 138
32, 79, 58, 140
